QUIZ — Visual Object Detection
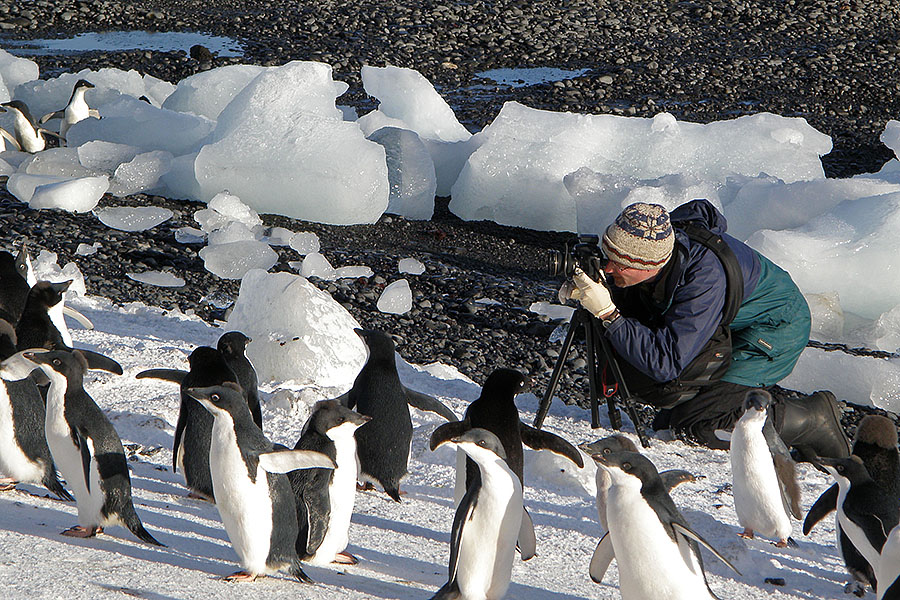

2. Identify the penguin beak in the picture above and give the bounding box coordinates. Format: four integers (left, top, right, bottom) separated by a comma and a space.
810, 455, 835, 475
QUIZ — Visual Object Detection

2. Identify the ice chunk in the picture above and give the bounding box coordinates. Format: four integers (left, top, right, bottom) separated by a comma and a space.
0, 49, 39, 96
301, 252, 336, 279
108, 150, 174, 197
66, 95, 215, 156
33, 250, 86, 297
398, 257, 425, 275
174, 226, 206, 244
161, 64, 268, 120
76, 242, 100, 256
875, 304, 900, 353
334, 266, 373, 279
142, 73, 176, 106
225, 269, 366, 386
262, 227, 294, 246
126, 270, 185, 287
14, 68, 150, 120
881, 120, 900, 161
806, 292, 844, 342
368, 127, 436, 220
77, 141, 140, 173
198, 239, 278, 279
29, 176, 109, 213
359, 65, 471, 143
158, 152, 203, 200
451, 103, 832, 232
529, 302, 575, 322
289, 231, 320, 255
194, 61, 389, 224
208, 190, 263, 228
376, 279, 412, 314
22, 148, 93, 178
207, 221, 262, 246
0, 157, 13, 176
424, 136, 484, 197
94, 206, 173, 231
7, 173, 68, 203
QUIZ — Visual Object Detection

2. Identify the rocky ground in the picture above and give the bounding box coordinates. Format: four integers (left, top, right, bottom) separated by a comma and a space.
2, 0, 898, 431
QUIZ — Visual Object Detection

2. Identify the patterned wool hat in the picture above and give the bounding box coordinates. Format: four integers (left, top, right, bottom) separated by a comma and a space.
601, 203, 674, 270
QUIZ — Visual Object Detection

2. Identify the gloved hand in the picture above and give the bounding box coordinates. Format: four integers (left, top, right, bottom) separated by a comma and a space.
569, 268, 616, 318
557, 280, 575, 304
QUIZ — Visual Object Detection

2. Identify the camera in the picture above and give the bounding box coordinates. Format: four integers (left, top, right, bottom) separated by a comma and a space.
546, 234, 607, 280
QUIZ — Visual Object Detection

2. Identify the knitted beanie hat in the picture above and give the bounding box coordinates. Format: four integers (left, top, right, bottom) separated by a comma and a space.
601, 203, 674, 270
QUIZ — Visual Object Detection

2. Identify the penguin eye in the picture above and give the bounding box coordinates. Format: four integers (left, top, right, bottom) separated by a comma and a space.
52, 358, 61, 366
478, 440, 487, 447
211, 394, 220, 402
602, 448, 611, 454
622, 462, 632, 471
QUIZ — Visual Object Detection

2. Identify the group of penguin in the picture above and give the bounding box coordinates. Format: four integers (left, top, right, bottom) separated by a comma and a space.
0, 79, 98, 153
3, 237, 900, 600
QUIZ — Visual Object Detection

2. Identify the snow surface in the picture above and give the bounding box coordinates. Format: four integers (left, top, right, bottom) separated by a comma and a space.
0, 292, 853, 599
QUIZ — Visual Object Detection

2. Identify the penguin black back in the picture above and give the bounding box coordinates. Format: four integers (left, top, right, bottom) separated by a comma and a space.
15, 281, 71, 351
217, 331, 262, 429
0, 251, 29, 324
464, 368, 528, 484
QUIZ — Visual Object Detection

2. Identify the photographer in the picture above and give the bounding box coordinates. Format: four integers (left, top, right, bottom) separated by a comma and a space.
565, 200, 849, 459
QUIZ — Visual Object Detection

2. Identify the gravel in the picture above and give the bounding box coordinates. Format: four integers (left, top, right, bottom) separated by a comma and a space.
2, 0, 898, 431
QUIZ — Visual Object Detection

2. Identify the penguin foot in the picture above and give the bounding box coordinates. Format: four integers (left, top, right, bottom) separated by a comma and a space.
223, 571, 257, 582
356, 482, 375, 492
774, 539, 788, 548
0, 477, 17, 491
61, 525, 102, 538
843, 581, 867, 597
186, 491, 215, 503
738, 529, 754, 539
333, 552, 359, 565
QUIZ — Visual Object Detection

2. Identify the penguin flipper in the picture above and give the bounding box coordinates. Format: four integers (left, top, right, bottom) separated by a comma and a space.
77, 349, 123, 375
75, 429, 93, 494
88, 109, 101, 119
120, 502, 165, 546
289, 560, 313, 584
519, 423, 585, 468
429, 580, 461, 600
62, 306, 94, 330
37, 127, 64, 142
0, 127, 21, 152
803, 483, 838, 535
660, 469, 696, 491
38, 110, 64, 124
773, 452, 803, 519
671, 522, 742, 576
844, 505, 893, 553
136, 368, 188, 384
405, 387, 458, 422
713, 429, 732, 443
258, 449, 335, 473
517, 507, 536, 560
43, 468, 74, 501
448, 478, 480, 583
589, 532, 615, 583
430, 420, 472, 451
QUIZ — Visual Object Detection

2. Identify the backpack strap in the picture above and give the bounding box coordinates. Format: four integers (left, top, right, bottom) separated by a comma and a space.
674, 223, 744, 326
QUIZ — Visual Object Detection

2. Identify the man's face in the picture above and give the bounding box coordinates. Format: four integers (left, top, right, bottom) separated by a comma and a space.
603, 260, 661, 287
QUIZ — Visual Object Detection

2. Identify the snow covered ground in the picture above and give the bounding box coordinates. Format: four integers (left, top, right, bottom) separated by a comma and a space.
0, 292, 853, 599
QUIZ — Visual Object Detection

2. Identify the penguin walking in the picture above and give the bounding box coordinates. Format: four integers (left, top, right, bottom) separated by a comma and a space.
429, 368, 583, 556
217, 331, 262, 429
818, 455, 900, 585
579, 434, 695, 584
19, 349, 162, 544
348, 329, 456, 501
289, 400, 370, 566
186, 383, 335, 582
0, 100, 62, 153
430, 427, 523, 600
0, 325, 71, 500
725, 389, 801, 547
594, 450, 740, 600
805, 415, 900, 595
879, 524, 900, 600
137, 344, 242, 501
39, 79, 98, 142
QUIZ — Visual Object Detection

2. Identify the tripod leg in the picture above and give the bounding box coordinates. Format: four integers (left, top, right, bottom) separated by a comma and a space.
583, 316, 603, 429
534, 312, 583, 429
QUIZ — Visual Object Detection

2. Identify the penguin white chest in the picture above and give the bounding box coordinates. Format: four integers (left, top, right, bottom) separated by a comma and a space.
61, 97, 89, 138
207, 420, 273, 574
606, 486, 710, 600
594, 467, 611, 532
309, 434, 357, 565
456, 467, 522, 600
0, 382, 43, 483
730, 420, 791, 540
13, 120, 44, 153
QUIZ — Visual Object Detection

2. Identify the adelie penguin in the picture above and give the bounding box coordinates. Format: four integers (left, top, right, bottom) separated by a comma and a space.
430, 368, 583, 557
346, 329, 457, 502
186, 383, 335, 582
878, 524, 900, 600
593, 450, 741, 600
0, 248, 30, 324
137, 339, 255, 501
0, 100, 63, 153
718, 389, 801, 547
430, 427, 523, 600
217, 331, 262, 430
39, 79, 99, 143
804, 415, 900, 595
289, 399, 370, 566
0, 324, 72, 500
17, 349, 162, 544
579, 434, 695, 584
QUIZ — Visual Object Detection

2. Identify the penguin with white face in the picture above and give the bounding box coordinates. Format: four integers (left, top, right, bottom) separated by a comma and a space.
430, 427, 523, 600
186, 383, 335, 582
595, 450, 740, 600
289, 400, 371, 566
579, 435, 695, 584
726, 389, 800, 547
0, 327, 71, 500
20, 349, 162, 544
39, 79, 98, 142
0, 100, 62, 153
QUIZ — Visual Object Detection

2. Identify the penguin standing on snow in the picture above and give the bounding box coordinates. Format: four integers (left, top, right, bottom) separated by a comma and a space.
429, 427, 523, 600
0, 325, 71, 499
804, 415, 900, 595
579, 434, 695, 583
19, 349, 162, 544
348, 329, 456, 501
217, 331, 262, 429
594, 450, 740, 600
289, 400, 370, 566
429, 368, 583, 557
724, 389, 801, 547
186, 383, 335, 582
0, 100, 62, 153
39, 79, 98, 143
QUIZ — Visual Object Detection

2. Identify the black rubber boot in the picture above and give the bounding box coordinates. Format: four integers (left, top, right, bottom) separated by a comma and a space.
774, 391, 851, 460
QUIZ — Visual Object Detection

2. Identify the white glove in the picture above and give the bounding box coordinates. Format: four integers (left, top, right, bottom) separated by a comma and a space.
557, 280, 575, 304
569, 268, 616, 318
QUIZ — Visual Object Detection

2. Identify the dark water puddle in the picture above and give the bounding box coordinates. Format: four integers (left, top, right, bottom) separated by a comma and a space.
2, 31, 243, 57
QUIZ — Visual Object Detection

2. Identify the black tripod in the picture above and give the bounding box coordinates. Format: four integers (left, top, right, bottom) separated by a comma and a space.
533, 306, 650, 448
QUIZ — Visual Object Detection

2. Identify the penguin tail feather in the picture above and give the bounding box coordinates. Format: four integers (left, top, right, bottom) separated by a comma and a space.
430, 581, 461, 600
43, 471, 73, 502
290, 560, 314, 584
385, 485, 402, 503
122, 505, 165, 546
